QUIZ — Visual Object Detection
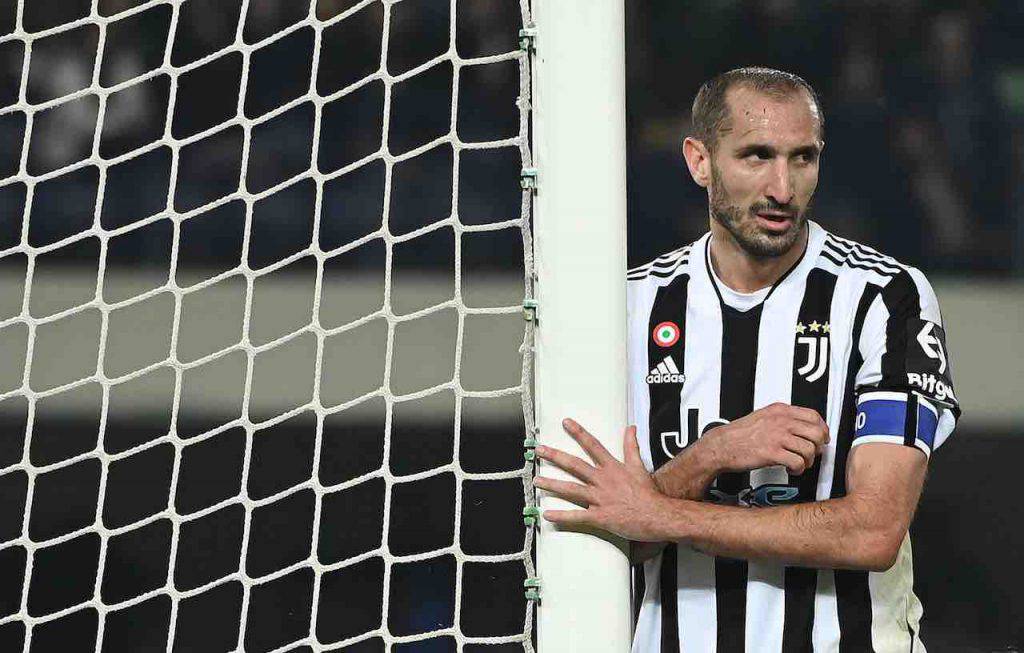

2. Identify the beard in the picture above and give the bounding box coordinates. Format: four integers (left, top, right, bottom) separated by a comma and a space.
709, 162, 809, 258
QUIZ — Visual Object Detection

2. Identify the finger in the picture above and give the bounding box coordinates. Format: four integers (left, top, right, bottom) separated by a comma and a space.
543, 508, 593, 527
779, 450, 808, 475
562, 418, 615, 466
533, 476, 593, 507
789, 420, 829, 450
787, 405, 828, 432
783, 404, 818, 422
535, 445, 597, 483
623, 425, 642, 466
782, 435, 817, 468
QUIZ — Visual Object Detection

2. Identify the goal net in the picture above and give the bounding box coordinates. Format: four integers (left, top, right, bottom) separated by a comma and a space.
0, 0, 538, 651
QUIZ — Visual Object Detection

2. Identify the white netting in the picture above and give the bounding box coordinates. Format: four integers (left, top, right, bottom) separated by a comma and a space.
0, 0, 536, 650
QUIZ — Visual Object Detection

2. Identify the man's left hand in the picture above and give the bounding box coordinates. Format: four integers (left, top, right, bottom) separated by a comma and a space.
534, 419, 673, 542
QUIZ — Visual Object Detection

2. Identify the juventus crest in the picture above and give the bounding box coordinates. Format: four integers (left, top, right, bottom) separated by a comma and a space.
795, 320, 830, 382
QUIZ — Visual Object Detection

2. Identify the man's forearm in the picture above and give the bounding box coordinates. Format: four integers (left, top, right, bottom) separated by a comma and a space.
537, 424, 922, 572
655, 494, 902, 572
652, 439, 720, 500
633, 442, 719, 565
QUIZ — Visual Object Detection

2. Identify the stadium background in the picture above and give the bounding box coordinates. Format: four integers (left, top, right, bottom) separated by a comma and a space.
0, 0, 1020, 651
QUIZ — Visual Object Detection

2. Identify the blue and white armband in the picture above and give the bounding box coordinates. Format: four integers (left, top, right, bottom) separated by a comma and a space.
853, 391, 939, 457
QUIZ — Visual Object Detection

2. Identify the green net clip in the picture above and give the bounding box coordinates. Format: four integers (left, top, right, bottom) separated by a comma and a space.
523, 506, 540, 527
522, 299, 538, 322
524, 577, 542, 601
518, 27, 537, 53
520, 167, 538, 191
523, 436, 538, 461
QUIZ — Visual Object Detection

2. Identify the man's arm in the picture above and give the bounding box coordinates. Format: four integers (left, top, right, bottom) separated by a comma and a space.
629, 442, 718, 564
653, 402, 830, 499
655, 442, 925, 570
630, 403, 830, 564
536, 420, 925, 572
650, 440, 720, 500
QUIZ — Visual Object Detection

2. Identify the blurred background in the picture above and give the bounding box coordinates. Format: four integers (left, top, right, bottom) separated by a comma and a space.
0, 0, 1021, 651
626, 0, 1024, 277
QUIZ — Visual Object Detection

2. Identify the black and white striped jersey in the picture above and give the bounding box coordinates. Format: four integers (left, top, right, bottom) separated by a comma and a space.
626, 221, 960, 653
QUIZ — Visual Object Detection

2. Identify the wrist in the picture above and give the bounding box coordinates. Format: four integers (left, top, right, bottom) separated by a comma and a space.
652, 438, 721, 500
651, 467, 669, 495
693, 430, 727, 478
660, 497, 702, 542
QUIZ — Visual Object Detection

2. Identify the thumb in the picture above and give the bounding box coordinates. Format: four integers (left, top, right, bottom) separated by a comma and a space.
624, 425, 641, 465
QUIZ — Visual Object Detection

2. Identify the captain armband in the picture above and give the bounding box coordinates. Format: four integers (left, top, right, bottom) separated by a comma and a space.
853, 390, 939, 457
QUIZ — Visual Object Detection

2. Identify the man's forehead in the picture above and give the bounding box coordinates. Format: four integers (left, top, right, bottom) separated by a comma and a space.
720, 85, 820, 144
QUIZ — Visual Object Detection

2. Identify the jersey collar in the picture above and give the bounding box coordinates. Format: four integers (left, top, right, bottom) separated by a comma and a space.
703, 220, 826, 309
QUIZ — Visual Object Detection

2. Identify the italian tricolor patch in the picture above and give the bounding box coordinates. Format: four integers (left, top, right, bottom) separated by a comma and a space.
652, 321, 680, 347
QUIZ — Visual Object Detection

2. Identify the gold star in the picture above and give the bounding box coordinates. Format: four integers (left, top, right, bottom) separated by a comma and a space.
795, 322, 806, 334
809, 320, 821, 332
822, 322, 831, 334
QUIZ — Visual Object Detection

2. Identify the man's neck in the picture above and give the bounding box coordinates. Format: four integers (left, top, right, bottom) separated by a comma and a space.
708, 221, 809, 293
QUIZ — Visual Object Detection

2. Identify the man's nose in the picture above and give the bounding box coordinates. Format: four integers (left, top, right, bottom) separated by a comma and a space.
764, 160, 794, 206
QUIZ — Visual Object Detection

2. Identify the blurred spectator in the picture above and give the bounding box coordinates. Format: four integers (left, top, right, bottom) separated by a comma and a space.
889, 10, 1004, 264
26, 49, 93, 171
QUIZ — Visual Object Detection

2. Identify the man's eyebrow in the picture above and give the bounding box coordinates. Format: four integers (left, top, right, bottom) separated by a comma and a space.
735, 143, 776, 156
791, 144, 822, 158
734, 143, 821, 157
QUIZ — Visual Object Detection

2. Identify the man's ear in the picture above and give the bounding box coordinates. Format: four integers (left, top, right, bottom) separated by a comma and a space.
683, 136, 711, 188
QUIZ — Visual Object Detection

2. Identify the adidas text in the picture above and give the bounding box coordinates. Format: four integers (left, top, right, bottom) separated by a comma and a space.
646, 372, 685, 384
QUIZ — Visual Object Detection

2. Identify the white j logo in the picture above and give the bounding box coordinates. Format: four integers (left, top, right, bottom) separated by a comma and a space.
796, 336, 829, 383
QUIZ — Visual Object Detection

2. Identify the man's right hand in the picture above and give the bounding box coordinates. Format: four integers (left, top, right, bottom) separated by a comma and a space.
701, 402, 829, 476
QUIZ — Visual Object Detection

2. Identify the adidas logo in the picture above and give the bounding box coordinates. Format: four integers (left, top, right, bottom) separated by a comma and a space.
646, 356, 685, 384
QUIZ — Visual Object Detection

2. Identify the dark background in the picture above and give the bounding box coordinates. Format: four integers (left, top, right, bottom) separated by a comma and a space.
625, 1, 1024, 277
6, 1, 1023, 277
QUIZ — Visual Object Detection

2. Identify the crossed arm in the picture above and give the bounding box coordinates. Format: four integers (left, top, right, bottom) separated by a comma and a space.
533, 411, 927, 572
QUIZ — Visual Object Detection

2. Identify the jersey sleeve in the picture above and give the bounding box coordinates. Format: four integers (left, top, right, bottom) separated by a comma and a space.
853, 268, 960, 457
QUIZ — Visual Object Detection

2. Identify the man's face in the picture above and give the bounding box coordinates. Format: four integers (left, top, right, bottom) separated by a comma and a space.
707, 86, 822, 258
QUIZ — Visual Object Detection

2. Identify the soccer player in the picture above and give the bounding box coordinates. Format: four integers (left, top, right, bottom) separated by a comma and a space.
532, 67, 960, 652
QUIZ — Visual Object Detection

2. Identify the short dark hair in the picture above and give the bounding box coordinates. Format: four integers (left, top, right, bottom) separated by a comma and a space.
690, 67, 824, 151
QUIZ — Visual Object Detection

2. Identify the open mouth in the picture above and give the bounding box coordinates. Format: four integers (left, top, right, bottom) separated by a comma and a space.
753, 211, 795, 233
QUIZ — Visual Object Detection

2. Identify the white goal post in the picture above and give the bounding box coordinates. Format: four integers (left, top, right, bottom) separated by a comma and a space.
531, 0, 633, 651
